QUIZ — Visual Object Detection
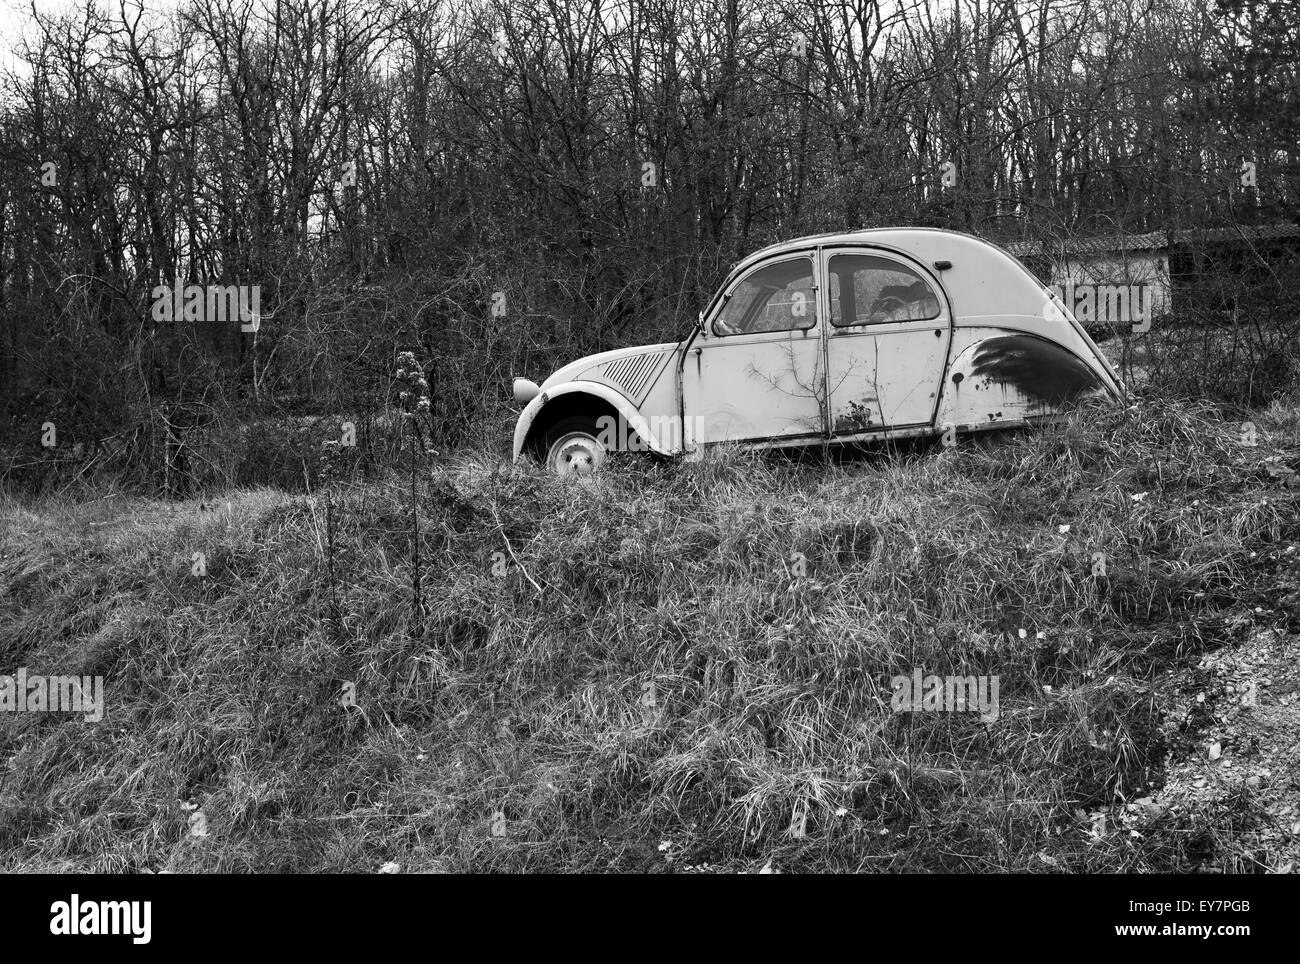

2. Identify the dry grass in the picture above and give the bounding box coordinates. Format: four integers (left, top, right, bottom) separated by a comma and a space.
1, 395, 1298, 872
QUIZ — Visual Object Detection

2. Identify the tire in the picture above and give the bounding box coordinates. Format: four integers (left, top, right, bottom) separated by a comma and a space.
543, 415, 609, 478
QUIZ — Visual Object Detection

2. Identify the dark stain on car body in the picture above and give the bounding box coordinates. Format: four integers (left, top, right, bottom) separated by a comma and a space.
833, 397, 879, 434
970, 334, 1101, 406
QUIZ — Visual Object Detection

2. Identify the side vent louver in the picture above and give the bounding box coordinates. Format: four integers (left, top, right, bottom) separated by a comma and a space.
599, 352, 664, 399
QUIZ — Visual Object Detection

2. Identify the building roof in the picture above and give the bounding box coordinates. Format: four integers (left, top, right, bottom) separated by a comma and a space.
1004, 223, 1300, 258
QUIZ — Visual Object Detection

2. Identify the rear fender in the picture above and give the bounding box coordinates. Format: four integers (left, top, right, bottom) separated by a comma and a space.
938, 333, 1120, 429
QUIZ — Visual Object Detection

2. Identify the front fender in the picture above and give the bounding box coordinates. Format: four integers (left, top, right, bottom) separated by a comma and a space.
512, 381, 672, 461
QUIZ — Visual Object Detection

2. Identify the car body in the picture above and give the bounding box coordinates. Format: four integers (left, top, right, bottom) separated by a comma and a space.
512, 227, 1125, 475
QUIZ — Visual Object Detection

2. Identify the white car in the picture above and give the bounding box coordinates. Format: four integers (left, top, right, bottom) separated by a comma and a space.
512, 227, 1124, 476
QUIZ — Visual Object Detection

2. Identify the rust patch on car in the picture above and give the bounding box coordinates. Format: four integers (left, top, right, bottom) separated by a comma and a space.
834, 397, 879, 433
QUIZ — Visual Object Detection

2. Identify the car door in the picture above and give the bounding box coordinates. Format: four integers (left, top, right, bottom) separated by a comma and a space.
822, 248, 951, 434
681, 253, 826, 447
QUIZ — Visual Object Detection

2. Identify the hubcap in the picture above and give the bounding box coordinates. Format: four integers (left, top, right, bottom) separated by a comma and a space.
547, 432, 606, 478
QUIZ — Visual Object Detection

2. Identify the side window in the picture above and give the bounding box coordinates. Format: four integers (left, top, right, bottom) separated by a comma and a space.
713, 257, 816, 336
828, 254, 941, 327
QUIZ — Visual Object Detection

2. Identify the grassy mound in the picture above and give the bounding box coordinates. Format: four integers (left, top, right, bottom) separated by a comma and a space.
2, 397, 1298, 872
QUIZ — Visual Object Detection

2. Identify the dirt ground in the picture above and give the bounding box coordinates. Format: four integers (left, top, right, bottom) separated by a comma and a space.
1140, 622, 1300, 873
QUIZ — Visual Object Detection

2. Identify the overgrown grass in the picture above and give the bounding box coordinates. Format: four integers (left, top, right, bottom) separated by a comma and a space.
1, 396, 1297, 872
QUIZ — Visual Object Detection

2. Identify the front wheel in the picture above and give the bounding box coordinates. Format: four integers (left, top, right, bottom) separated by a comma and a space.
544, 416, 609, 478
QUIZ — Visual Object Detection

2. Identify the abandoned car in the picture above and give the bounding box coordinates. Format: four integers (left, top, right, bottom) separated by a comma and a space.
512, 227, 1125, 476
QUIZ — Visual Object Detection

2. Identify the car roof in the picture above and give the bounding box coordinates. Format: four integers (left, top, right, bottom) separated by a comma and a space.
734, 226, 1014, 271
713, 227, 1055, 326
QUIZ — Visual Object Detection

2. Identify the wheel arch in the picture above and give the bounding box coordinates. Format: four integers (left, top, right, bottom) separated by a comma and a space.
512, 382, 666, 461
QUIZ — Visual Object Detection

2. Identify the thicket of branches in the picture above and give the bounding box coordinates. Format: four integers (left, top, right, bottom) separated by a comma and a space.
0, 0, 1297, 491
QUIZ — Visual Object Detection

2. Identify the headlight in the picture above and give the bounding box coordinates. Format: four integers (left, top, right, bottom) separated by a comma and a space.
513, 378, 541, 405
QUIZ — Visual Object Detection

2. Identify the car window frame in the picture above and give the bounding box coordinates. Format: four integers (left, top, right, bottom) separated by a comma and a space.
825, 252, 943, 329
710, 253, 820, 338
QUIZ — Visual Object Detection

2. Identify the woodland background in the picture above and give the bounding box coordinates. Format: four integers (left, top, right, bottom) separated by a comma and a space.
0, 0, 1297, 491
